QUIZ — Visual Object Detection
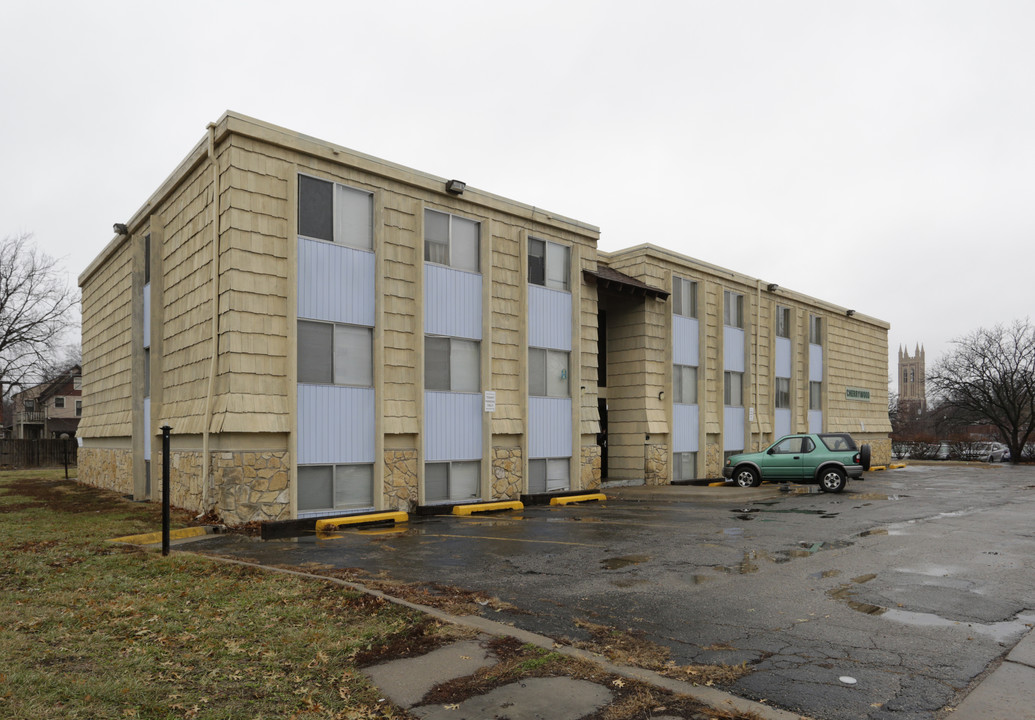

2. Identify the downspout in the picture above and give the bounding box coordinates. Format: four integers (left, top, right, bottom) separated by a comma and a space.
199, 122, 220, 515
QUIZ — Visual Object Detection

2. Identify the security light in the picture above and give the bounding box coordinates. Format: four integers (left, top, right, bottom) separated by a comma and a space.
767, 283, 779, 292
446, 179, 466, 195
113, 223, 129, 235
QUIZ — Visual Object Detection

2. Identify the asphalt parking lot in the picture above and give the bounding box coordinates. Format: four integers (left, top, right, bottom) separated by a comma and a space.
192, 463, 1035, 720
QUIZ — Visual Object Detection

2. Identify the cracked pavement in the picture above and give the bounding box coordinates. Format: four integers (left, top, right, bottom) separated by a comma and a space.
193, 463, 1035, 719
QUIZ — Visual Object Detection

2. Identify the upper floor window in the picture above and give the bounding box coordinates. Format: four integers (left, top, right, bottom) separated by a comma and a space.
73, 376, 82, 391
776, 306, 791, 338
24, 399, 34, 411
75, 400, 82, 417
724, 371, 744, 407
297, 320, 373, 387
673, 365, 697, 404
425, 209, 479, 272
809, 381, 822, 410
426, 336, 480, 392
775, 377, 790, 409
529, 348, 570, 398
528, 238, 570, 291
55, 397, 65, 409
298, 175, 373, 250
809, 315, 822, 345
144, 233, 151, 284
724, 291, 743, 328
672, 277, 697, 318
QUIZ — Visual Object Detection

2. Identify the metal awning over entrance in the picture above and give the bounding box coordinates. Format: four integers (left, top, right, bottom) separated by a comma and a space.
582, 266, 669, 300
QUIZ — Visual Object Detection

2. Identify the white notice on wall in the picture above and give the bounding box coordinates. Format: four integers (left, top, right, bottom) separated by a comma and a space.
484, 391, 496, 413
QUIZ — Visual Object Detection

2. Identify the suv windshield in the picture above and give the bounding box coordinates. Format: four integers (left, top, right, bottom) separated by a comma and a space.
819, 434, 858, 452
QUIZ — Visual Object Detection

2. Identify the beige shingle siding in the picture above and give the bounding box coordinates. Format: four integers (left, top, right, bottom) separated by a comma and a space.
382, 195, 419, 435
79, 240, 133, 436
490, 225, 522, 435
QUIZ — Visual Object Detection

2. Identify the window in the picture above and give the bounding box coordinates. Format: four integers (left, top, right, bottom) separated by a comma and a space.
144, 234, 151, 284
528, 238, 570, 291
809, 381, 822, 410
673, 365, 697, 404
425, 209, 479, 272
298, 175, 373, 250
724, 371, 743, 406
528, 458, 570, 493
297, 320, 373, 387
672, 277, 697, 318
297, 464, 374, 512
724, 291, 743, 328
776, 306, 790, 338
775, 377, 790, 409
24, 399, 34, 411
73, 376, 82, 391
426, 337, 480, 392
904, 368, 909, 384
529, 348, 569, 397
54, 397, 65, 408
773, 436, 814, 454
809, 315, 822, 345
672, 452, 697, 481
75, 400, 82, 417
425, 461, 480, 502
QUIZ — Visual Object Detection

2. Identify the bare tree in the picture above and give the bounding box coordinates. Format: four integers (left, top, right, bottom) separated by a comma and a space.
0, 233, 78, 402
928, 319, 1035, 464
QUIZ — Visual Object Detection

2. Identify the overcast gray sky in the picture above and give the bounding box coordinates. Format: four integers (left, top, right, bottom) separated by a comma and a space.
3, 0, 1033, 391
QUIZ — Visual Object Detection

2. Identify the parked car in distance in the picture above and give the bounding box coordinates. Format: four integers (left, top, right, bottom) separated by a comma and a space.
968, 442, 1008, 463
723, 433, 869, 493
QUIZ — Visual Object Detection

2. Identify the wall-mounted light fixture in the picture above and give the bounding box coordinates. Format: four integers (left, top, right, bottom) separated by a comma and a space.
445, 179, 466, 195
113, 223, 129, 235
767, 283, 779, 292
846, 309, 856, 317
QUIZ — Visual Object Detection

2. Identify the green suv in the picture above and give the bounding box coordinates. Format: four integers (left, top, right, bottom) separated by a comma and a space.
722, 433, 870, 493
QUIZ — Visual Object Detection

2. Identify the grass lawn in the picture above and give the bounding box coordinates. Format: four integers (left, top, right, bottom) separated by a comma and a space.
0, 469, 450, 719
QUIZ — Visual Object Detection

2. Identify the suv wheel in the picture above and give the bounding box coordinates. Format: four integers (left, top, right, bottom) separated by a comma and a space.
734, 466, 761, 488
819, 467, 846, 493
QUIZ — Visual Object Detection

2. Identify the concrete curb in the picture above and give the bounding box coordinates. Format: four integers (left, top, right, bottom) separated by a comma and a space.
949, 629, 1035, 720
108, 526, 214, 545
197, 553, 808, 720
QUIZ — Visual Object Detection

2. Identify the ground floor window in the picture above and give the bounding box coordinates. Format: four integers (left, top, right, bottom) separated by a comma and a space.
528, 457, 570, 493
425, 460, 480, 503
672, 452, 696, 481
298, 464, 374, 513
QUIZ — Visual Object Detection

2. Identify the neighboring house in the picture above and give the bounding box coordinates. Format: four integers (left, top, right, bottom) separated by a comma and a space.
9, 366, 83, 439
77, 112, 892, 525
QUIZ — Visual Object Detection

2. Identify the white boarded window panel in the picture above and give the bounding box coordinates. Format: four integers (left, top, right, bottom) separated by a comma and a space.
298, 239, 376, 326
724, 327, 745, 372
297, 385, 376, 464
545, 242, 569, 291
424, 391, 482, 462
724, 407, 746, 451
528, 285, 572, 351
672, 315, 698, 366
809, 344, 824, 382
450, 461, 480, 499
529, 397, 572, 458
776, 336, 792, 379
546, 351, 569, 398
450, 216, 480, 273
334, 464, 374, 508
546, 459, 570, 491
333, 325, 372, 387
673, 403, 698, 453
450, 339, 480, 393
424, 264, 482, 340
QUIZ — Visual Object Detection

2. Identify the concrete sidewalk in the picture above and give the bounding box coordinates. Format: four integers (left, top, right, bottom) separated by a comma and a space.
949, 629, 1035, 720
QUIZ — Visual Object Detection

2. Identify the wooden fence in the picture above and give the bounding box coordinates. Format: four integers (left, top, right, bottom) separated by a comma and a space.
0, 439, 78, 468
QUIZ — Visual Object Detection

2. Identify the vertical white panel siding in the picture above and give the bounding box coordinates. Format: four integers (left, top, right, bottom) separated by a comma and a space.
143, 283, 151, 349
424, 265, 482, 340
529, 397, 573, 458
724, 407, 746, 451
724, 328, 745, 372
809, 344, 824, 382
297, 385, 376, 464
143, 397, 151, 460
528, 286, 572, 351
775, 408, 792, 440
673, 316, 699, 366
809, 410, 823, 433
775, 337, 791, 378
297, 238, 376, 326
673, 404, 699, 453
424, 391, 483, 461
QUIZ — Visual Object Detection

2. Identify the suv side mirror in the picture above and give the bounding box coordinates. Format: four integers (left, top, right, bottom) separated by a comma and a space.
767, 448, 776, 455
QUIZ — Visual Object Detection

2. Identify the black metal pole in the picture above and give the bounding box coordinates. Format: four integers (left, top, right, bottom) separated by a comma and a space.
63, 437, 69, 479
161, 425, 172, 556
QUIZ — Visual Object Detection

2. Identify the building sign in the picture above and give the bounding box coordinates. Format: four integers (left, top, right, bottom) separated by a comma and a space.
483, 391, 496, 413
846, 388, 871, 402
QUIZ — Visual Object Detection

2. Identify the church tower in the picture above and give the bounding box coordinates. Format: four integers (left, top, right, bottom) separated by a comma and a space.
898, 344, 926, 415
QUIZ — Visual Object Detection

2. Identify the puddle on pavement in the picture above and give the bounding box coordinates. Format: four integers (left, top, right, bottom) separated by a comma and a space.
601, 554, 650, 570
828, 575, 886, 615
858, 528, 888, 537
